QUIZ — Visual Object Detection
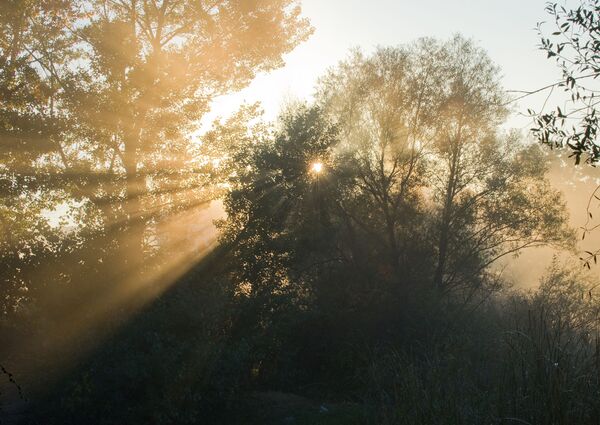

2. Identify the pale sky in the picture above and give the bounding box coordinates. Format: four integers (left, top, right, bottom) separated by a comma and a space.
202, 0, 565, 131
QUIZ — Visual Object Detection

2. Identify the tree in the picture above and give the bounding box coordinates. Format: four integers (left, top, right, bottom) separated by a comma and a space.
531, 0, 600, 165
1, 0, 313, 276
0, 0, 86, 318
317, 36, 573, 294
425, 37, 572, 293
0, 0, 313, 401
0, 0, 313, 320
218, 105, 355, 389
528, 1, 600, 266
219, 39, 574, 371
221, 105, 341, 300
66, 0, 312, 268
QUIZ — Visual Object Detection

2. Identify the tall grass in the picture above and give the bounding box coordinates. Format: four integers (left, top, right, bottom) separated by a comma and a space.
364, 261, 600, 425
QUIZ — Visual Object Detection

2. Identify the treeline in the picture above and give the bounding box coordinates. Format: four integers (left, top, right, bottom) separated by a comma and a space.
2, 1, 600, 424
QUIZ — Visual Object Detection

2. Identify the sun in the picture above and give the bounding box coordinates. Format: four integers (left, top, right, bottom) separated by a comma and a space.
310, 161, 323, 174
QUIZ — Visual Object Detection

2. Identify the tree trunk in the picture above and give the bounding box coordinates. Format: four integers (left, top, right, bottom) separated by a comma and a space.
434, 140, 460, 290
122, 136, 145, 274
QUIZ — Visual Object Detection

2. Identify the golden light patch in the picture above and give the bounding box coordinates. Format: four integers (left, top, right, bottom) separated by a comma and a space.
310, 161, 323, 174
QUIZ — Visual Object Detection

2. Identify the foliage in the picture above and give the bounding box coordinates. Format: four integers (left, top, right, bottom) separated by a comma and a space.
0, 0, 313, 300
213, 39, 573, 416
316, 36, 573, 293
533, 0, 600, 164
0, 0, 313, 420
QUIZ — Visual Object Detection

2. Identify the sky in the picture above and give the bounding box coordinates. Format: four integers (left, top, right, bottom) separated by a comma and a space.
202, 0, 565, 130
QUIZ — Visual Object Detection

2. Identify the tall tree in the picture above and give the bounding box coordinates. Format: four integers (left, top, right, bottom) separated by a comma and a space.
0, 0, 82, 317
418, 37, 572, 292
0, 0, 313, 284
0, 0, 313, 395
316, 36, 573, 294
66, 0, 313, 269
316, 44, 437, 281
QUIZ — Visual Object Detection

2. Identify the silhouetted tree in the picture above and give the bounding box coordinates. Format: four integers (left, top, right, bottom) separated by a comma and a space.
317, 36, 573, 295
426, 37, 572, 293
532, 0, 600, 165
317, 45, 434, 283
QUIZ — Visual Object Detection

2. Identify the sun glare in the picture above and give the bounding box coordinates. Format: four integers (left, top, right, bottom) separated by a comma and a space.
310, 161, 323, 174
